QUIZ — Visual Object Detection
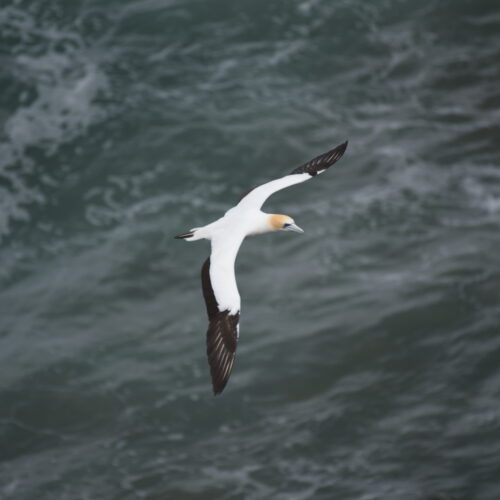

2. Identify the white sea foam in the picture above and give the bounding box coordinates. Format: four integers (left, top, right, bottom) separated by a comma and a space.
0, 6, 109, 239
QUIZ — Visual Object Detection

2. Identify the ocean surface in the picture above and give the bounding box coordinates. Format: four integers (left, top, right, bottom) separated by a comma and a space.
1, 1, 500, 499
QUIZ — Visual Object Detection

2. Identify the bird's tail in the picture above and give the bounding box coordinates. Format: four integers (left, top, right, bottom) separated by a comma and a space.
175, 231, 194, 239
174, 227, 202, 241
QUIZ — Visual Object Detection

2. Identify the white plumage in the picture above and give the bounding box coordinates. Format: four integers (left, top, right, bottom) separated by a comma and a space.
176, 141, 348, 394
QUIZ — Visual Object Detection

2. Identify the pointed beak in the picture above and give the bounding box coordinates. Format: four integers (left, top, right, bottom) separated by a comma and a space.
286, 223, 304, 234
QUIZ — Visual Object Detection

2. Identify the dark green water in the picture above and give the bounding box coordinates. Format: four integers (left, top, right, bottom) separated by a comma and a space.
1, 1, 500, 499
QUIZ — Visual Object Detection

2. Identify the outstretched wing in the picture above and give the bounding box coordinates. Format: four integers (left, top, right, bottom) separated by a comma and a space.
201, 235, 244, 395
237, 141, 348, 210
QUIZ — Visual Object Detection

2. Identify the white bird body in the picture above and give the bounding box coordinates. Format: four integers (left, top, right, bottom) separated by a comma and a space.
176, 141, 348, 394
189, 208, 270, 241
186, 207, 275, 315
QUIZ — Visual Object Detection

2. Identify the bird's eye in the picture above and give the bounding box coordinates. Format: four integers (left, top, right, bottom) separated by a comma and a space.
283, 223, 291, 228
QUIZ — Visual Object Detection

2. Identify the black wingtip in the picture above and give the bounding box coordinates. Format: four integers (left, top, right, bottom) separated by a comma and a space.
206, 310, 239, 396
211, 375, 230, 395
211, 365, 236, 395
212, 385, 225, 396
290, 139, 349, 176
331, 140, 349, 157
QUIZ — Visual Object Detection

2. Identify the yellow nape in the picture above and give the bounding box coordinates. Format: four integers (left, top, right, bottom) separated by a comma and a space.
268, 214, 294, 230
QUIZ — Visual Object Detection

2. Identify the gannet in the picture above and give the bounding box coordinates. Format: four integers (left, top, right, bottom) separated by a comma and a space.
175, 141, 348, 395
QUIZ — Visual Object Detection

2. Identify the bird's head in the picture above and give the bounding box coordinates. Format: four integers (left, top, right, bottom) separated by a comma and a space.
268, 214, 304, 233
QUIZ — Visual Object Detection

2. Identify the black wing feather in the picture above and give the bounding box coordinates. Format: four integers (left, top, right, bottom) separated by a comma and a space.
201, 258, 240, 395
238, 140, 348, 202
201, 258, 219, 321
290, 140, 348, 176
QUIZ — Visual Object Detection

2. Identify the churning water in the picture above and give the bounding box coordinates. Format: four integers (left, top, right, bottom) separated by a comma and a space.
1, 1, 500, 499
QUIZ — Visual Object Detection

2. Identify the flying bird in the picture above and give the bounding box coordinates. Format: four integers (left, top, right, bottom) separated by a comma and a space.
175, 140, 348, 395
